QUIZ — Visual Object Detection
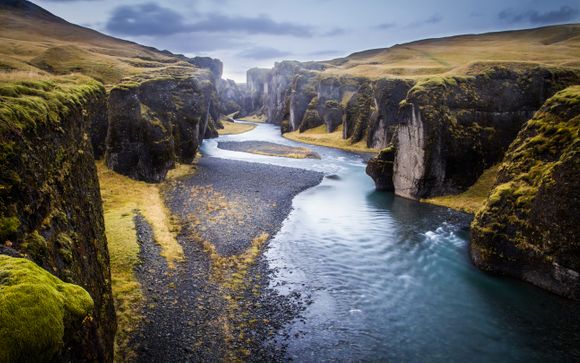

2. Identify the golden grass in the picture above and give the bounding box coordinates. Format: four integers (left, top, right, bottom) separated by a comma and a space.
0, 70, 51, 81
0, 6, 197, 85
320, 24, 580, 79
97, 162, 184, 360
422, 165, 499, 214
218, 121, 256, 135
283, 124, 378, 153
165, 162, 197, 180
239, 114, 267, 123
245, 144, 320, 159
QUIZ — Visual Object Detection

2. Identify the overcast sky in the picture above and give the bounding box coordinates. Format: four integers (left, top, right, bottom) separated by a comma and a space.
33, 0, 580, 83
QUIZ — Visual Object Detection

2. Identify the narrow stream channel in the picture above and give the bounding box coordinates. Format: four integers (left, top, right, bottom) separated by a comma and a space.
202, 122, 580, 362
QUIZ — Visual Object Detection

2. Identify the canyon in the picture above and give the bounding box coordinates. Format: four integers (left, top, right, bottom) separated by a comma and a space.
0, 0, 579, 361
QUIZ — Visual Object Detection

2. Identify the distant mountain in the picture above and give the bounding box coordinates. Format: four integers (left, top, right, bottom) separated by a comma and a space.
315, 24, 580, 79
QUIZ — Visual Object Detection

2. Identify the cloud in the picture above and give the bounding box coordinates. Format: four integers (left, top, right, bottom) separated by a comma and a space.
106, 3, 189, 36
237, 46, 291, 59
498, 6, 579, 25
307, 49, 343, 57
187, 13, 313, 37
375, 22, 396, 29
407, 14, 443, 27
322, 27, 346, 36
106, 3, 313, 37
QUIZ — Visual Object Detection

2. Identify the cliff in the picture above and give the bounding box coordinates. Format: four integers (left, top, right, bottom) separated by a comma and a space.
470, 86, 580, 299
106, 68, 221, 182
391, 64, 578, 199
217, 78, 252, 116
0, 75, 116, 361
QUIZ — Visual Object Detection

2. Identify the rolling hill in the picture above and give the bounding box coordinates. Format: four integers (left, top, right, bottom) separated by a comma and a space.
0, 0, 207, 85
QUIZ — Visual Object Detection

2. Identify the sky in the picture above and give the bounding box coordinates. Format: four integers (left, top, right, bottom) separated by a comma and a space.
33, 0, 580, 83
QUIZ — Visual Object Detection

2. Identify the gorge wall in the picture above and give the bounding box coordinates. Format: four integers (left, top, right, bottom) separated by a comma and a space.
0, 76, 116, 361
391, 65, 578, 199
246, 61, 578, 200
470, 86, 580, 300
105, 69, 222, 182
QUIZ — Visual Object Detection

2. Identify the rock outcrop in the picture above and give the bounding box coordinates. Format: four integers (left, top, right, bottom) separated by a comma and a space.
0, 75, 116, 361
0, 255, 95, 362
365, 146, 396, 191
392, 65, 578, 199
217, 78, 252, 116
105, 69, 221, 182
470, 86, 580, 299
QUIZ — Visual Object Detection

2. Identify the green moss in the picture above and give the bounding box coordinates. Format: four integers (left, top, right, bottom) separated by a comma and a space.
0, 216, 20, 241
472, 85, 580, 242
0, 75, 104, 133
21, 231, 48, 261
0, 255, 94, 362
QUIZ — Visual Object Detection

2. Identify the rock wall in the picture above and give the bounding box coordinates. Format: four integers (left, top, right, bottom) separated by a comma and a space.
470, 86, 580, 299
0, 76, 116, 361
392, 65, 579, 199
246, 62, 413, 149
105, 72, 220, 182
217, 78, 252, 116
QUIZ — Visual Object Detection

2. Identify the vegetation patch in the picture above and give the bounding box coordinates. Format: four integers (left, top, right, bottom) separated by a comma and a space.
0, 74, 104, 133
0, 255, 93, 362
423, 165, 499, 214
97, 162, 185, 359
219, 141, 320, 159
218, 121, 256, 135
284, 124, 378, 153
240, 114, 267, 123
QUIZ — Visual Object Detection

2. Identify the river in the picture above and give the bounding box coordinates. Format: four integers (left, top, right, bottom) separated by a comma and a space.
201, 122, 580, 362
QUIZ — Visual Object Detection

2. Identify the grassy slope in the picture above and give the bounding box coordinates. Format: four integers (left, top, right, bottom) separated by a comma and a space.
422, 165, 499, 214
284, 124, 378, 153
316, 24, 580, 79
218, 121, 256, 135
97, 162, 186, 360
0, 0, 198, 85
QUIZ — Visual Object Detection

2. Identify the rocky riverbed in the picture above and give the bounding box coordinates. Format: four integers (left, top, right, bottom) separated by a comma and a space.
129, 156, 322, 361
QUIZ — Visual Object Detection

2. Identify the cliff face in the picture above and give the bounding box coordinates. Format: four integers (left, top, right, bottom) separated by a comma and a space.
0, 76, 116, 361
105, 70, 221, 182
392, 65, 578, 199
246, 61, 414, 149
217, 78, 252, 116
470, 86, 580, 299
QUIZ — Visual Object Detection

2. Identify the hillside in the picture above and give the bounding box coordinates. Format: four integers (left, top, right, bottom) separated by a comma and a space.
319, 24, 580, 79
0, 0, 215, 85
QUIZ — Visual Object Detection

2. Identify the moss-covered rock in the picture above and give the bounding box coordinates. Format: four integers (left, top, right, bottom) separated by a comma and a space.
0, 75, 115, 361
470, 86, 580, 299
105, 72, 220, 182
0, 255, 94, 362
393, 65, 579, 199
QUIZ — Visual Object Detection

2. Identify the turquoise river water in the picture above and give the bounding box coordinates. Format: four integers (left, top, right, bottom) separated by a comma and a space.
201, 122, 580, 362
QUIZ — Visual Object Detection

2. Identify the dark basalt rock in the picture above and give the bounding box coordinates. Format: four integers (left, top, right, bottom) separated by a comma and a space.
366, 146, 395, 191
0, 77, 116, 361
392, 65, 579, 200
470, 86, 580, 299
217, 78, 252, 116
105, 74, 220, 182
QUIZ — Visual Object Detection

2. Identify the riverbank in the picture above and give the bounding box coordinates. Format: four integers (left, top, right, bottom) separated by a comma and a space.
218, 120, 257, 135
283, 124, 378, 154
421, 165, 499, 214
130, 156, 323, 361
